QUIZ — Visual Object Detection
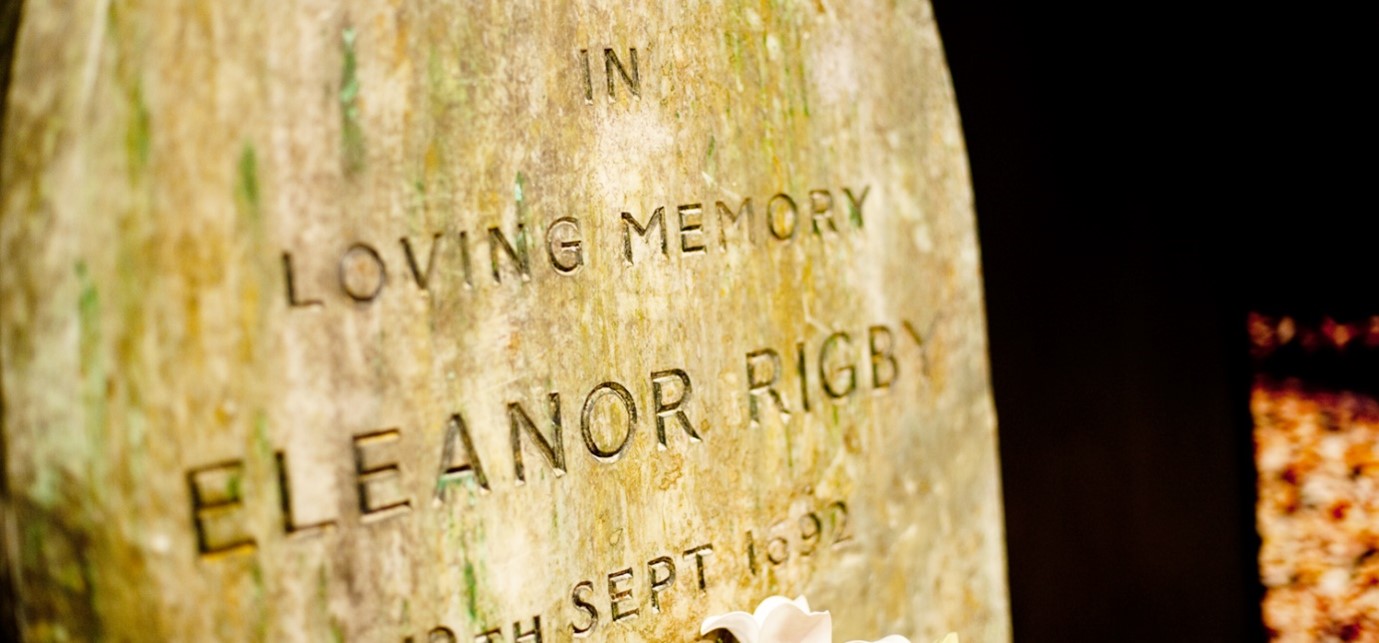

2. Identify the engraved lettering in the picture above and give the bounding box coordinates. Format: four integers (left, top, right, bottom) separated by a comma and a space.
745, 531, 759, 575
187, 460, 255, 555
353, 429, 411, 522
416, 545, 720, 637
621, 207, 666, 264
457, 230, 474, 288
799, 512, 823, 555
647, 556, 676, 612
429, 627, 458, 643
401, 233, 442, 290
604, 48, 639, 98
809, 189, 837, 234
607, 568, 638, 622
579, 49, 594, 103
283, 253, 323, 308
545, 217, 584, 275
766, 193, 798, 240
677, 204, 706, 254
902, 318, 932, 379
716, 198, 755, 248
843, 185, 870, 227
435, 413, 490, 501
339, 242, 386, 302
649, 369, 699, 448
746, 348, 790, 428
743, 499, 851, 569
513, 616, 542, 643
579, 381, 638, 462
868, 325, 897, 390
509, 394, 566, 483
796, 341, 811, 413
276, 451, 337, 537
570, 580, 599, 637
819, 331, 857, 399
829, 500, 853, 545
488, 225, 531, 283
683, 544, 714, 590
766, 520, 789, 565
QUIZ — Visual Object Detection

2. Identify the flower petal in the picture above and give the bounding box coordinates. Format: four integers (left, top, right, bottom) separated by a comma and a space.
752, 595, 802, 622
758, 601, 832, 643
700, 611, 760, 642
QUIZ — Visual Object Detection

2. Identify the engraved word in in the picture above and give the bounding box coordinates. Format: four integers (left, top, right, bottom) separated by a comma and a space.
580, 47, 640, 103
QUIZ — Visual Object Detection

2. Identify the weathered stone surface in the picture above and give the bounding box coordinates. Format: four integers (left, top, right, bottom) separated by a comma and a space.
0, 0, 1008, 640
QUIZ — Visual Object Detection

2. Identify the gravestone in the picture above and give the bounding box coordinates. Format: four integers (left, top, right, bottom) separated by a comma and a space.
0, 1, 1009, 640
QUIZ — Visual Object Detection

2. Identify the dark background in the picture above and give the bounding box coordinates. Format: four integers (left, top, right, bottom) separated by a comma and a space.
929, 2, 1378, 641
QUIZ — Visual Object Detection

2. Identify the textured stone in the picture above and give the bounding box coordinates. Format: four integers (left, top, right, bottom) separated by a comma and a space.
0, 1, 1008, 640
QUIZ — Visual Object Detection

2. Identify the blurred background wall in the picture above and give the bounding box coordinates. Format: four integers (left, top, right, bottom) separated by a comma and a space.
929, 2, 1378, 641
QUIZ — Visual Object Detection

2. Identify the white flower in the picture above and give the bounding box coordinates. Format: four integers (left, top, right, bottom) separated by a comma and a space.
700, 595, 957, 643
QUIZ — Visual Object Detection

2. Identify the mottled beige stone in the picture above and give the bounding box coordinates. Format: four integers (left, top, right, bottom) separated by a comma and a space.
0, 1, 1008, 640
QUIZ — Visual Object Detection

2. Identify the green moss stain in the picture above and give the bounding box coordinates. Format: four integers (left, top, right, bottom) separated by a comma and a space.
76, 261, 108, 468
340, 27, 365, 175
125, 81, 151, 176
724, 30, 746, 91
21, 521, 42, 567
462, 560, 479, 622
250, 560, 270, 640
317, 564, 330, 603
251, 411, 272, 459
77, 263, 100, 362
458, 553, 497, 627
235, 144, 260, 222
434, 469, 485, 499
426, 47, 444, 94
425, 43, 472, 113
316, 563, 333, 633
225, 469, 243, 500
109, 0, 150, 180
